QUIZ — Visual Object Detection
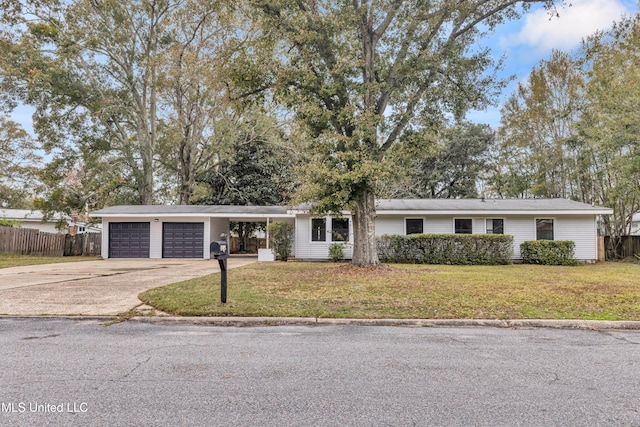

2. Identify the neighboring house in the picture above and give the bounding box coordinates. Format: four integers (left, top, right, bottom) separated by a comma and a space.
0, 209, 70, 234
91, 199, 612, 262
631, 212, 640, 236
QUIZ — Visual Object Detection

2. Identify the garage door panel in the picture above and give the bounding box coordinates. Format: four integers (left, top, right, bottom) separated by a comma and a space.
162, 222, 204, 258
109, 222, 150, 258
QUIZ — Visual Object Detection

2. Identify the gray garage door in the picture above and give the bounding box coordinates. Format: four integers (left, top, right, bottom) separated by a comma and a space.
109, 222, 150, 258
162, 222, 204, 258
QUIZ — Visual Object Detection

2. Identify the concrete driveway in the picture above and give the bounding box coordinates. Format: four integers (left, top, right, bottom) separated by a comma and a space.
0, 257, 257, 316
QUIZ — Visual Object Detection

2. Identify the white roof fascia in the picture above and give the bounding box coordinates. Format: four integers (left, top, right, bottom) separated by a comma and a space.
89, 212, 295, 219
287, 209, 351, 216
376, 209, 614, 216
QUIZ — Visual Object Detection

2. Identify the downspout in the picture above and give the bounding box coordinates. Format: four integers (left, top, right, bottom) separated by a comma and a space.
266, 217, 270, 249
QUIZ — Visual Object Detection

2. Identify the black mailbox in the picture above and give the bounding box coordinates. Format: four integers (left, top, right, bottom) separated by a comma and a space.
210, 240, 229, 303
210, 241, 227, 258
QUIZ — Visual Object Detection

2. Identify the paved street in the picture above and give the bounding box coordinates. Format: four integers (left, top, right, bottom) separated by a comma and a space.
1, 318, 639, 426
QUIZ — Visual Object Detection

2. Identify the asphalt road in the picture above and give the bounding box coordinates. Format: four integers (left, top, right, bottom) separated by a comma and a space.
1, 319, 639, 427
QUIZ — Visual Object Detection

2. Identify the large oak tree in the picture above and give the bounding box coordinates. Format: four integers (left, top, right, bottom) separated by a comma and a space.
251, 0, 562, 265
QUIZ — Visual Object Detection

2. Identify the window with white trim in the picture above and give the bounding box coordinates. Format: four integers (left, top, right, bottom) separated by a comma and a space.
331, 218, 349, 242
406, 218, 424, 235
311, 218, 326, 242
454, 218, 472, 234
486, 218, 504, 234
536, 219, 554, 240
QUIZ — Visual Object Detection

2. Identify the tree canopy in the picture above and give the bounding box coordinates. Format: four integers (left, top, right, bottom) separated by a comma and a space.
250, 0, 562, 264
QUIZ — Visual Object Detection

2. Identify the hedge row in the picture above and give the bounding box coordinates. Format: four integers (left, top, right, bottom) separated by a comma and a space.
519, 240, 578, 265
377, 234, 514, 265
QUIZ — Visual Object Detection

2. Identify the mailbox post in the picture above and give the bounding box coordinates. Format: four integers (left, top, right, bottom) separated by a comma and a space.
210, 239, 229, 303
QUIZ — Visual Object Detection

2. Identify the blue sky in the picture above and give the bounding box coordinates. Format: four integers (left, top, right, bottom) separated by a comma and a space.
468, 0, 639, 127
9, 0, 639, 133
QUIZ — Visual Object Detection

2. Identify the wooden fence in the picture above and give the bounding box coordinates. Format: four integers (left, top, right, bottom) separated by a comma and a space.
0, 227, 66, 257
604, 236, 640, 260
0, 227, 102, 257
229, 237, 267, 254
64, 233, 102, 256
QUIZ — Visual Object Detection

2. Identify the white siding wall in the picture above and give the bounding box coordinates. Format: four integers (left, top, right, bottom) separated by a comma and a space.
295, 214, 353, 260
149, 219, 162, 258
505, 216, 536, 259
375, 216, 405, 235
101, 219, 109, 258
19, 222, 62, 234
295, 215, 311, 259
556, 215, 597, 260
424, 216, 454, 234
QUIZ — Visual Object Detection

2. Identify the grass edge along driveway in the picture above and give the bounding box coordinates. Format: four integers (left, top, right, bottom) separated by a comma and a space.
0, 254, 101, 269
139, 262, 640, 321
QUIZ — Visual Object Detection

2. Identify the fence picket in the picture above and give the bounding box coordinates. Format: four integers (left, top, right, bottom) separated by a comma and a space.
0, 227, 68, 257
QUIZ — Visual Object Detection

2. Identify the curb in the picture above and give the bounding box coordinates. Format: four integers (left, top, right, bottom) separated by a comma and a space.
130, 316, 640, 330
0, 315, 116, 321
3, 315, 640, 330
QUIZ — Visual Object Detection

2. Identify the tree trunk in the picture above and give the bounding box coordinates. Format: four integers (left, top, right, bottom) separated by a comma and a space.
351, 189, 380, 266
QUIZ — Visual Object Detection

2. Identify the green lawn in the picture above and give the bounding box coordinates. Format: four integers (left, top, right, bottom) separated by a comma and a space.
0, 254, 101, 269
139, 261, 640, 320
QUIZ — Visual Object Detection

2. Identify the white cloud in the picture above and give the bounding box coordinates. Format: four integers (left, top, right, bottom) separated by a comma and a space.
501, 0, 630, 53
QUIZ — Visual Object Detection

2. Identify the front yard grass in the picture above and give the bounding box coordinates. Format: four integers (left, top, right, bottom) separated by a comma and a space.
0, 254, 101, 269
139, 261, 640, 320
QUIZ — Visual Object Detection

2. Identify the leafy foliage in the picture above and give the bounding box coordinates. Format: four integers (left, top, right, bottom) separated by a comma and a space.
383, 122, 494, 198
0, 117, 39, 208
489, 50, 584, 199
328, 243, 345, 262
0, 219, 21, 227
195, 119, 296, 206
267, 221, 295, 261
520, 240, 578, 266
378, 234, 514, 265
0, 0, 261, 209
578, 15, 640, 255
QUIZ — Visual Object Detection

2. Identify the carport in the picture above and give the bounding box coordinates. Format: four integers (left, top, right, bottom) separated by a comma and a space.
91, 205, 295, 260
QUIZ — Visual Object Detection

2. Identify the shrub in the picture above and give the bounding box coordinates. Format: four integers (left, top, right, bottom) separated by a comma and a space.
267, 221, 295, 261
377, 234, 513, 265
520, 240, 578, 265
328, 243, 345, 262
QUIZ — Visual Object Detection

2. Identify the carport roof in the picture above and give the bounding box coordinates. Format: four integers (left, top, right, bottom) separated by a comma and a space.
91, 205, 291, 218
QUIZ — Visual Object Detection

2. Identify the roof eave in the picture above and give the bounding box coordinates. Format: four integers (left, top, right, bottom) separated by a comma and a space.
377, 209, 614, 216
89, 212, 295, 219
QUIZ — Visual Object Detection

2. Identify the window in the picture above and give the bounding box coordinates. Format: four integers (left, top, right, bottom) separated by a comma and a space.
486, 219, 504, 234
331, 218, 349, 242
536, 219, 554, 240
311, 218, 326, 242
406, 218, 424, 235
454, 218, 473, 234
